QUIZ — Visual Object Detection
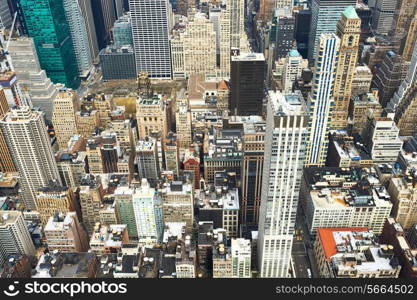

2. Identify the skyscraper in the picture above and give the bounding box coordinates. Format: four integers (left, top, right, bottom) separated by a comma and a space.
371, 0, 398, 35
0, 211, 36, 267
52, 89, 79, 149
129, 0, 172, 78
305, 33, 340, 167
0, 107, 61, 210
331, 6, 361, 129
19, 0, 80, 89
258, 90, 308, 278
77, 0, 100, 61
308, 0, 356, 62
0, 88, 15, 173
229, 0, 244, 49
230, 53, 266, 116
62, 0, 93, 78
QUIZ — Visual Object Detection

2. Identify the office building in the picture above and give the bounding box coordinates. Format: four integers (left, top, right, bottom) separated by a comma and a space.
282, 50, 308, 93
79, 175, 103, 235
129, 0, 172, 78
62, 0, 93, 78
272, 9, 296, 60
258, 90, 308, 278
387, 176, 417, 230
402, 11, 417, 61
362, 117, 403, 164
89, 223, 128, 254
308, 0, 356, 62
0, 89, 14, 173
348, 91, 383, 134
372, 50, 409, 107
240, 117, 265, 225
331, 6, 361, 129
19, 0, 80, 89
372, 0, 398, 35
44, 212, 89, 252
164, 132, 179, 175
75, 108, 100, 138
114, 186, 137, 238
136, 93, 168, 140
0, 107, 60, 209
231, 238, 251, 278
301, 167, 393, 235
351, 65, 373, 97
305, 34, 340, 167
161, 180, 194, 231
132, 179, 163, 244
175, 97, 192, 150
52, 89, 79, 149
35, 182, 78, 226
0, 0, 12, 28
136, 138, 160, 183
230, 53, 265, 116
112, 13, 133, 47
0, 211, 36, 267
315, 228, 401, 278
78, 0, 100, 61
8, 37, 58, 119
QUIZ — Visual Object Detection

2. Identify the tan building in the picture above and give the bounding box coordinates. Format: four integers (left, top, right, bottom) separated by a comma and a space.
351, 65, 373, 97
99, 204, 118, 226
331, 6, 361, 129
0, 88, 15, 172
35, 182, 79, 226
164, 132, 179, 175
175, 97, 192, 150
75, 108, 99, 138
44, 212, 89, 252
394, 83, 417, 136
136, 94, 168, 140
79, 175, 103, 235
212, 245, 232, 278
348, 91, 383, 134
315, 228, 401, 278
161, 181, 194, 231
52, 89, 79, 149
89, 223, 129, 255
388, 176, 417, 230
391, 0, 417, 51
402, 11, 417, 61
81, 94, 114, 128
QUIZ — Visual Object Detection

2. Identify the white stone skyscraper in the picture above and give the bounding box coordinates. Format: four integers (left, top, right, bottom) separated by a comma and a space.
305, 33, 340, 167
258, 90, 308, 278
77, 0, 100, 62
230, 0, 245, 49
129, 0, 172, 78
0, 107, 61, 210
0, 211, 36, 267
62, 0, 93, 78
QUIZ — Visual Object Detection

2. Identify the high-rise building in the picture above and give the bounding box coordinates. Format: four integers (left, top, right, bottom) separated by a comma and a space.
308, 0, 356, 62
77, 0, 100, 61
164, 132, 179, 175
258, 90, 308, 278
132, 179, 163, 244
241, 118, 265, 226
35, 182, 78, 226
0, 107, 60, 209
79, 175, 103, 235
136, 138, 160, 184
282, 49, 308, 93
272, 8, 296, 60
175, 97, 192, 150
19, 0, 80, 89
331, 6, 361, 129
129, 0, 172, 78
391, 0, 417, 40
389, 41, 417, 110
112, 13, 133, 47
62, 0, 93, 79
388, 176, 417, 230
44, 212, 89, 252
0, 211, 36, 267
372, 50, 409, 107
402, 11, 417, 61
0, 0, 12, 29
230, 53, 265, 116
305, 34, 340, 167
100, 45, 136, 80
114, 186, 137, 238
231, 238, 251, 278
351, 65, 373, 97
52, 89, 79, 149
361, 116, 403, 164
8, 37, 58, 119
229, 0, 244, 49
0, 88, 14, 173
371, 0, 398, 35
258, 0, 292, 22
160, 180, 194, 231
136, 94, 168, 140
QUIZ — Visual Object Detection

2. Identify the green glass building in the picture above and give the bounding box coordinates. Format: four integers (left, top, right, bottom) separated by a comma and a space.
19, 0, 80, 89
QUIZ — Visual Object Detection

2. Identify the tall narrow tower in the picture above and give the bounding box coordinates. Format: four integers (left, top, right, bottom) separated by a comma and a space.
258, 91, 308, 278
305, 33, 340, 167
331, 6, 361, 129
0, 107, 61, 209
